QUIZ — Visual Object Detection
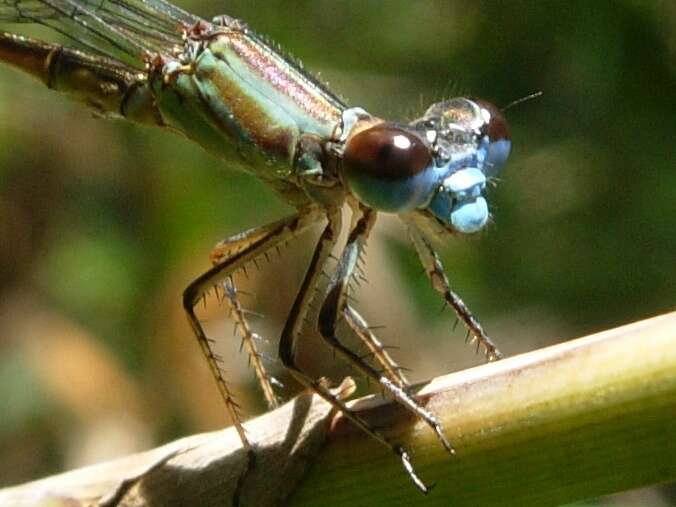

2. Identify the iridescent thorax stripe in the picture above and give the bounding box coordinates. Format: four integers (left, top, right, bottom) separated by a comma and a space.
152, 24, 345, 176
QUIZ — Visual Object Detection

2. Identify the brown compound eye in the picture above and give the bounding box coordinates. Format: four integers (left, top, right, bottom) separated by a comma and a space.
342, 123, 439, 212
475, 99, 510, 142
343, 124, 432, 181
473, 99, 512, 177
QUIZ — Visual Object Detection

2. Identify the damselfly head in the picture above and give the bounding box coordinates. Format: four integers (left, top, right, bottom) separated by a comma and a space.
413, 97, 511, 233
340, 98, 511, 234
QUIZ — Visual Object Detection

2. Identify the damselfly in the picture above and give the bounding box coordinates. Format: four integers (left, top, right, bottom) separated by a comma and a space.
0, 0, 511, 493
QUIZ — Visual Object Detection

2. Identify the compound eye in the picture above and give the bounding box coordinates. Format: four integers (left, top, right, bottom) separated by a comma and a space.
475, 100, 511, 176
343, 124, 432, 180
476, 100, 510, 143
342, 124, 437, 212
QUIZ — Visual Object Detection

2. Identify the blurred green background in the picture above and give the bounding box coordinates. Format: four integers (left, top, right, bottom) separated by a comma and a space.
0, 0, 674, 504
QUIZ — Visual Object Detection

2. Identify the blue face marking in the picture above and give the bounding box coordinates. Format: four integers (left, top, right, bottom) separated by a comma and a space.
428, 168, 489, 233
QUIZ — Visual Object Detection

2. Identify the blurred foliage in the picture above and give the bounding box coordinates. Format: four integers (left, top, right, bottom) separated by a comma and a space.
0, 0, 674, 504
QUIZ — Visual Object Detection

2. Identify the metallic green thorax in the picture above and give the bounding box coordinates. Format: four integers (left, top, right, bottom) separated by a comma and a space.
0, 22, 347, 205
151, 25, 345, 196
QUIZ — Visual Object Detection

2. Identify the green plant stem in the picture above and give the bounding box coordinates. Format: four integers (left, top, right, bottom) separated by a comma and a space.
1, 313, 673, 506
288, 311, 676, 506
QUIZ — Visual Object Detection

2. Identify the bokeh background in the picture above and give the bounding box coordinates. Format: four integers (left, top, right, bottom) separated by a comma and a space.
0, 1, 674, 504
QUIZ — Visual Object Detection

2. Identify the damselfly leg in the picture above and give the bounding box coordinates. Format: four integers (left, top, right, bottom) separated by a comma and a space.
406, 224, 503, 361
277, 207, 431, 493
210, 281, 279, 410
343, 307, 409, 388
182, 208, 323, 448
316, 205, 453, 455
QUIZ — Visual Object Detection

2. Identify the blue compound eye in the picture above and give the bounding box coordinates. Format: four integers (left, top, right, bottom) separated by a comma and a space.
343, 123, 439, 212
475, 99, 511, 177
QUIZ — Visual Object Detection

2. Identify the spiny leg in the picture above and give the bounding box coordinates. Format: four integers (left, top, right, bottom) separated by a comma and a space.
183, 208, 323, 449
209, 234, 284, 410
221, 276, 280, 410
278, 208, 431, 494
407, 225, 502, 361
343, 306, 409, 388
317, 206, 453, 455
341, 203, 409, 387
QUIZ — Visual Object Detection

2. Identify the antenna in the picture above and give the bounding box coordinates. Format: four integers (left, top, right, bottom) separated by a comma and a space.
502, 91, 543, 112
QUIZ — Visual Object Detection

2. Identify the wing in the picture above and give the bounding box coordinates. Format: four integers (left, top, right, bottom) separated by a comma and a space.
0, 0, 201, 65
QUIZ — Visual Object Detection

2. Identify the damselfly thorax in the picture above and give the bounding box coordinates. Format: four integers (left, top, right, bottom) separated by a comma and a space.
0, 0, 511, 493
